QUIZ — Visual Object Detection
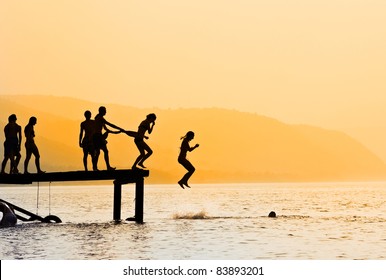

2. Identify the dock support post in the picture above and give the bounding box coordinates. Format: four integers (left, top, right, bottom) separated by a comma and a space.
113, 180, 122, 221
135, 178, 144, 223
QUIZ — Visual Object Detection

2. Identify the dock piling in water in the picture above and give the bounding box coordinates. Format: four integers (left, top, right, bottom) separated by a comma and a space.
113, 180, 122, 222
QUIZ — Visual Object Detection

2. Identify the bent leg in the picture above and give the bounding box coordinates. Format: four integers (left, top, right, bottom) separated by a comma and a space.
132, 140, 146, 169
179, 158, 195, 187
138, 142, 152, 168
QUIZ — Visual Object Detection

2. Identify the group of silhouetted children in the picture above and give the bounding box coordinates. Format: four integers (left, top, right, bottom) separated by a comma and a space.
79, 106, 157, 171
1, 106, 200, 188
1, 114, 44, 175
79, 106, 199, 188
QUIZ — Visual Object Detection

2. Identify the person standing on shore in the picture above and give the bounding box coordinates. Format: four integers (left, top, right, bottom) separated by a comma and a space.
178, 131, 199, 189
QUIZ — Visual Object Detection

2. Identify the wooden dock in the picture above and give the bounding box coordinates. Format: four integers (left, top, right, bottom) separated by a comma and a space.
0, 169, 149, 224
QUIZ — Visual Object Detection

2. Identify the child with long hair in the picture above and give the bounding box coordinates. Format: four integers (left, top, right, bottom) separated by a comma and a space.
24, 116, 44, 174
132, 113, 156, 169
178, 131, 199, 189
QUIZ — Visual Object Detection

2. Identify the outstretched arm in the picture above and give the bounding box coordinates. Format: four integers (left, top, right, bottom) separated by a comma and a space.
104, 120, 125, 132
108, 130, 121, 134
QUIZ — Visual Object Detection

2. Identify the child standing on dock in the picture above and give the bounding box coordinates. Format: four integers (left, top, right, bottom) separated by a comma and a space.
132, 113, 156, 169
1, 114, 22, 174
24, 116, 44, 174
178, 131, 199, 189
93, 106, 124, 171
79, 110, 96, 171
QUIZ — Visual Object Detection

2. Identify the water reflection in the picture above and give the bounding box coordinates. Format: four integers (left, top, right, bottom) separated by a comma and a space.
1, 183, 386, 259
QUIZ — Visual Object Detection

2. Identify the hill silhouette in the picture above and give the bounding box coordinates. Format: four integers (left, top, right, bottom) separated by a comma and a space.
1, 95, 385, 183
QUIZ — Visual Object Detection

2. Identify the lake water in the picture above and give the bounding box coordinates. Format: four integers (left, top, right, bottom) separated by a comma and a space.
1, 182, 386, 260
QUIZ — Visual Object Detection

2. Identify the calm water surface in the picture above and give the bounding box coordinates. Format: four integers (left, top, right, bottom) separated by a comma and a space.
1, 182, 386, 259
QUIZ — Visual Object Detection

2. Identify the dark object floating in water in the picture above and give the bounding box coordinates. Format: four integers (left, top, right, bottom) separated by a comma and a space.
42, 215, 62, 223
1, 198, 62, 224
268, 211, 277, 218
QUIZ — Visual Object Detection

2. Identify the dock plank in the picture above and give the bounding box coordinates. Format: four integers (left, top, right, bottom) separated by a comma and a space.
0, 169, 149, 184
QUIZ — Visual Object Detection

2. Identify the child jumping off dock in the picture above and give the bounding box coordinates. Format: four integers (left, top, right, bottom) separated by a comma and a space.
132, 113, 156, 169
178, 131, 199, 189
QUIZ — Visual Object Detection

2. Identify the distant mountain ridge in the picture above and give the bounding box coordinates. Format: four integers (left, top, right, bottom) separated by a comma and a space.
1, 95, 385, 183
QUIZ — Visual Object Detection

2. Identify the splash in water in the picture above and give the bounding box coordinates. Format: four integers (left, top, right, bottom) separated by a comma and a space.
172, 210, 209, 220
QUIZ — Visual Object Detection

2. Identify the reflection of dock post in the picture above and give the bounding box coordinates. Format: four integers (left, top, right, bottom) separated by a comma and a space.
113, 180, 122, 221
135, 178, 144, 224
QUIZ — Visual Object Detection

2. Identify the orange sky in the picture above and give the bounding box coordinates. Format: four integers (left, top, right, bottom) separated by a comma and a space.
1, 1, 386, 158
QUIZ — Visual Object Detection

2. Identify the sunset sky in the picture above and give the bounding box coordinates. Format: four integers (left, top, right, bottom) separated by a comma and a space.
1, 1, 386, 158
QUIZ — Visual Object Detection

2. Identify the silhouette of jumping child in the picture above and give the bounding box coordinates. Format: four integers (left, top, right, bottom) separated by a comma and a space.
79, 110, 97, 171
93, 106, 124, 171
24, 117, 44, 174
1, 114, 22, 174
178, 131, 199, 189
132, 113, 156, 169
